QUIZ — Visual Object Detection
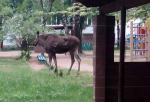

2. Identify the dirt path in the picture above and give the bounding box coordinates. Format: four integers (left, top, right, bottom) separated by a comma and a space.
0, 51, 93, 72
0, 50, 147, 72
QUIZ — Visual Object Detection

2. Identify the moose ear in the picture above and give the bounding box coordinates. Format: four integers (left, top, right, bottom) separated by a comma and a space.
37, 31, 39, 38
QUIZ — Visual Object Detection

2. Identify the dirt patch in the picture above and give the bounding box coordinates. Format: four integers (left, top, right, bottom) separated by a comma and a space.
28, 53, 93, 72
0, 50, 21, 58
28, 58, 46, 71
0, 51, 93, 72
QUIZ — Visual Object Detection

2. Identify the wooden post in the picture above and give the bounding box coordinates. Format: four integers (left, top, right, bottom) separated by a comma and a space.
147, 30, 150, 61
93, 15, 115, 102
118, 6, 126, 102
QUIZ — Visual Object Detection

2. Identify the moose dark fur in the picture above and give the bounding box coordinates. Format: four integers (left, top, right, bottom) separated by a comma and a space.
34, 31, 81, 75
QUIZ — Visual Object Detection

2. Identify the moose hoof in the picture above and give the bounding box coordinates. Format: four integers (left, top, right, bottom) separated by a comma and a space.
59, 71, 63, 77
54, 69, 58, 75
67, 72, 70, 75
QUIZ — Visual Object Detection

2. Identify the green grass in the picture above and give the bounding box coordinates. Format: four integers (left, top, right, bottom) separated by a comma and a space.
0, 58, 93, 102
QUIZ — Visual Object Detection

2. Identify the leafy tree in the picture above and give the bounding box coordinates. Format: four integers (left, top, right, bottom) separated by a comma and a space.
1, 0, 53, 59
38, 0, 55, 27
127, 3, 150, 21
0, 0, 14, 49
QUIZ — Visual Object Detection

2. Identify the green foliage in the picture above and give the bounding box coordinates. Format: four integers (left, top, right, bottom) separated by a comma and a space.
0, 7, 13, 17
16, 0, 33, 13
110, 3, 150, 22
0, 30, 4, 41
2, 14, 23, 36
0, 58, 93, 102
146, 17, 150, 31
53, 0, 64, 11
127, 3, 150, 21
34, 2, 99, 21
2, 12, 52, 60
52, 0, 72, 11
67, 3, 99, 17
18, 50, 31, 61
63, 0, 73, 6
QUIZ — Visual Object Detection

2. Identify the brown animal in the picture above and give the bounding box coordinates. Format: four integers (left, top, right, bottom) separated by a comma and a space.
34, 31, 81, 75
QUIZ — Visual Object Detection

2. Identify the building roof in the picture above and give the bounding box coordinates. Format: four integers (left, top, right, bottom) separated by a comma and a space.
46, 25, 72, 30
82, 26, 93, 34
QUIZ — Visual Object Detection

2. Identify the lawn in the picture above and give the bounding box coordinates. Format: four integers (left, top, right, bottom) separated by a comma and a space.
0, 58, 93, 102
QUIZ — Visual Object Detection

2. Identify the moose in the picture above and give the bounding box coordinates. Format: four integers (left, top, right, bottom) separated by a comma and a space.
34, 31, 81, 75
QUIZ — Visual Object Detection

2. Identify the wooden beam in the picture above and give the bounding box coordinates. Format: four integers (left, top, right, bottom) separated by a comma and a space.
118, 6, 126, 102
101, 0, 150, 13
77, 0, 150, 13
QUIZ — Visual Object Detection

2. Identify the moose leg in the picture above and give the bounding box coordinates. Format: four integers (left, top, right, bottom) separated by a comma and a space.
75, 53, 81, 75
48, 53, 53, 74
67, 52, 75, 74
52, 54, 58, 74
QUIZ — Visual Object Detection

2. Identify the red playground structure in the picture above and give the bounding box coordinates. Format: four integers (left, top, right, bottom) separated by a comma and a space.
130, 21, 150, 61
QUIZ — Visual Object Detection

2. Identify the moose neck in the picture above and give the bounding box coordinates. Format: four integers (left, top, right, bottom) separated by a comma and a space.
38, 38, 46, 48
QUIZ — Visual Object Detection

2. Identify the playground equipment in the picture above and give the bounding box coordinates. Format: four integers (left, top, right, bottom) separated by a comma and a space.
130, 21, 150, 61
37, 53, 47, 64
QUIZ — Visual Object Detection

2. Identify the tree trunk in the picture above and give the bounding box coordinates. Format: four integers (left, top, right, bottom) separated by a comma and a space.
0, 16, 3, 50
73, 15, 85, 54
0, 16, 2, 30
40, 0, 54, 27
0, 41, 3, 50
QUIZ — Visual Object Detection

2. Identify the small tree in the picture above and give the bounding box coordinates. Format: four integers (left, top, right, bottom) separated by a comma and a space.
18, 17, 51, 60
2, 13, 51, 60
0, 1, 13, 50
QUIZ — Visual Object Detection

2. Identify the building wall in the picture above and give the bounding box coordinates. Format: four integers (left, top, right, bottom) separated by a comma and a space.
82, 34, 93, 44
82, 34, 93, 50
106, 62, 150, 102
